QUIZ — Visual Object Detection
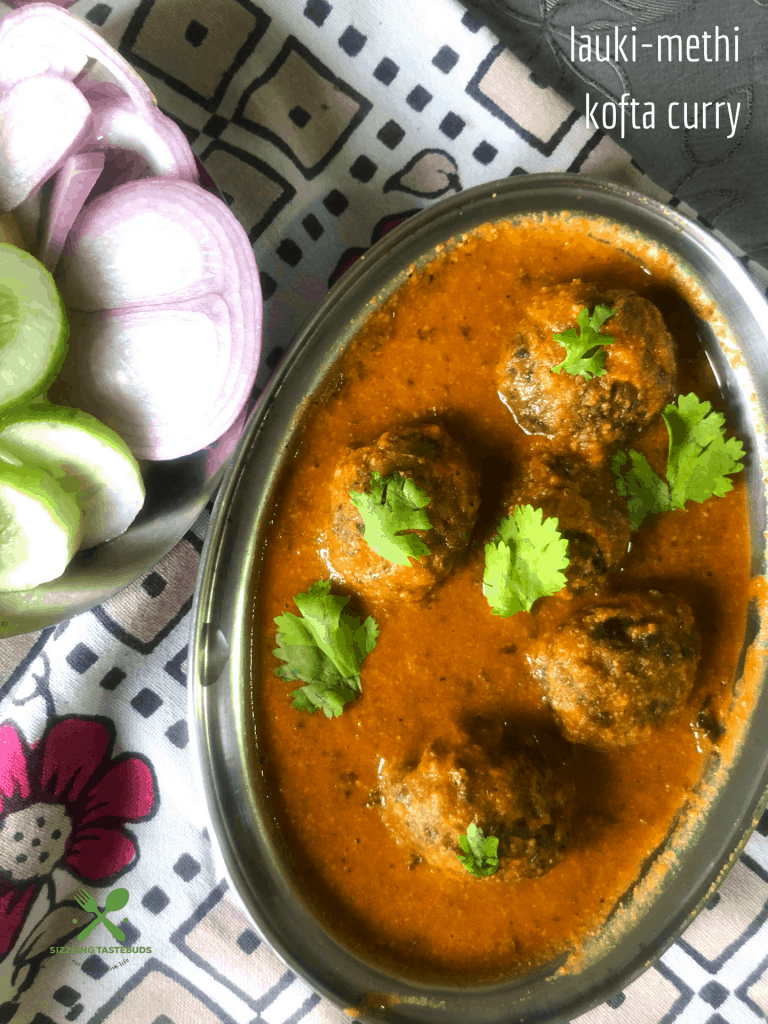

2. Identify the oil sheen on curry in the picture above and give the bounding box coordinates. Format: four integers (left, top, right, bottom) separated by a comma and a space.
254, 215, 751, 984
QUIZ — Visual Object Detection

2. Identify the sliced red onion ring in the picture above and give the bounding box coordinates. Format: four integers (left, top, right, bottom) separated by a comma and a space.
0, 3, 88, 89
83, 88, 198, 183
10, 1, 79, 8
39, 150, 105, 273
52, 297, 241, 461
87, 150, 153, 198
60, 179, 260, 445
53, 178, 262, 460
0, 73, 92, 211
0, 6, 257, 463
0, 3, 154, 109
58, 180, 233, 310
58, 201, 220, 312
74, 78, 125, 103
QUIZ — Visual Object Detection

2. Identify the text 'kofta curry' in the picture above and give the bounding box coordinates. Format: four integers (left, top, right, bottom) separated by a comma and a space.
255, 214, 752, 983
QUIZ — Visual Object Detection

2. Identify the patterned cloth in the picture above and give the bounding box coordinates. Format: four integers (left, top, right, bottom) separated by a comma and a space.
0, 1, 767, 1023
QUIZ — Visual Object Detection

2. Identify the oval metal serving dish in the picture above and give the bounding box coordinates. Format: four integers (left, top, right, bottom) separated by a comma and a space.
189, 174, 768, 1023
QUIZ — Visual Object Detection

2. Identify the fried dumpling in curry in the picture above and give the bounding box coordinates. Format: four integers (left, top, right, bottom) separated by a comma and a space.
497, 280, 677, 459
532, 590, 701, 749
502, 452, 631, 593
378, 732, 575, 880
328, 422, 480, 602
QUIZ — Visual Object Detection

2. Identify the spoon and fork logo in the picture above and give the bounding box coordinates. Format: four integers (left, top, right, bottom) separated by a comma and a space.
73, 887, 130, 942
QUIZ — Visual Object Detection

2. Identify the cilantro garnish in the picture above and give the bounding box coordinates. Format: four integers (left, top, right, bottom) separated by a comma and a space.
274, 580, 378, 718
483, 504, 569, 617
611, 450, 670, 531
457, 824, 499, 878
551, 304, 616, 380
349, 471, 432, 567
612, 393, 745, 530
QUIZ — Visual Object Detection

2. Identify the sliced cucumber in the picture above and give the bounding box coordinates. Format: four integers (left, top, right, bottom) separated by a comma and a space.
0, 243, 68, 412
0, 457, 81, 591
0, 405, 145, 548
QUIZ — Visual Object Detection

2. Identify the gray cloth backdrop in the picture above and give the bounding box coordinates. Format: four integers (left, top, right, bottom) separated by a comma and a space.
462, 0, 768, 265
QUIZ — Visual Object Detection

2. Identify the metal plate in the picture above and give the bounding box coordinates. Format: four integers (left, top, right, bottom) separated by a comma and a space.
189, 174, 768, 1023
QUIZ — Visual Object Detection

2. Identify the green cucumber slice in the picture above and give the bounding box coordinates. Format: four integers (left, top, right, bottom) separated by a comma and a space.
0, 405, 145, 548
0, 242, 68, 412
0, 458, 81, 591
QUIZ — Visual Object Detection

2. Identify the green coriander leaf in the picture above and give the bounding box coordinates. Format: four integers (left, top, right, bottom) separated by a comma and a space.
457, 823, 500, 878
274, 580, 379, 718
289, 680, 359, 718
349, 470, 432, 567
551, 304, 616, 380
612, 393, 746, 530
663, 393, 745, 508
611, 449, 671, 531
483, 504, 569, 617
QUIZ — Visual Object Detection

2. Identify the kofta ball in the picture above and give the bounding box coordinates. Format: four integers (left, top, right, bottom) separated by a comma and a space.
497, 281, 677, 458
533, 590, 701, 748
503, 452, 631, 592
328, 423, 480, 601
378, 737, 574, 880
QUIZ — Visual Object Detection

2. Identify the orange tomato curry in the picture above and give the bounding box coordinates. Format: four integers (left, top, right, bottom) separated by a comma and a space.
253, 215, 751, 984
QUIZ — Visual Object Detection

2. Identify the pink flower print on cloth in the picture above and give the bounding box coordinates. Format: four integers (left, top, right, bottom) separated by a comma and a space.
0, 716, 155, 960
